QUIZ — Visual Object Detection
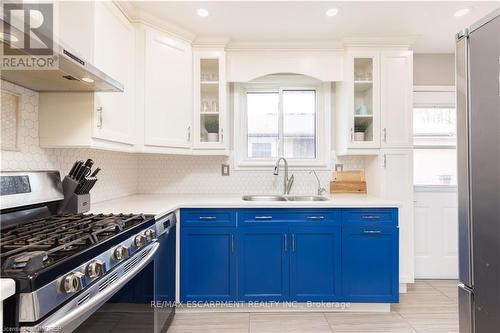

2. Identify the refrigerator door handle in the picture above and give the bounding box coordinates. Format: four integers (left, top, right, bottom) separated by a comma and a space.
456, 34, 473, 287
458, 283, 474, 333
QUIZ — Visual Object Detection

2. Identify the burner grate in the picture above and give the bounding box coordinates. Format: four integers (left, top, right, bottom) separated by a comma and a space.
1, 213, 149, 273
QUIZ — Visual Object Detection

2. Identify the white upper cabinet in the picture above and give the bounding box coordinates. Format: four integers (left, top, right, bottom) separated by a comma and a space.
336, 50, 381, 154
93, 1, 135, 145
142, 28, 192, 150
55, 1, 94, 62
380, 50, 413, 148
39, 2, 135, 151
193, 49, 228, 154
336, 48, 413, 155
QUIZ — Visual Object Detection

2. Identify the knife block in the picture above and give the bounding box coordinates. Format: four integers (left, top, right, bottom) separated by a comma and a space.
58, 176, 91, 214
65, 193, 91, 214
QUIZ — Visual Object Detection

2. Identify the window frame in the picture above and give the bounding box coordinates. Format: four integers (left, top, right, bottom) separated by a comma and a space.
233, 76, 331, 170
413, 85, 457, 189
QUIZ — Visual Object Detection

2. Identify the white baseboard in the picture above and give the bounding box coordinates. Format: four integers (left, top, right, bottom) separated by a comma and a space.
175, 302, 391, 313
399, 283, 408, 293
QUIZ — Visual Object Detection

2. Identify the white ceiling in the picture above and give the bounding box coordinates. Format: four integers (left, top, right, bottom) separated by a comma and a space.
128, 1, 499, 53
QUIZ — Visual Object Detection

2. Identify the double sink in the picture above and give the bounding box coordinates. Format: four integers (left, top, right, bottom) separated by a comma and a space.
242, 195, 329, 202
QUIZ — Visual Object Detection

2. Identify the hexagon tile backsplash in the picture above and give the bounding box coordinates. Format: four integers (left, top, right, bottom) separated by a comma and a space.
1, 80, 366, 202
0, 80, 139, 203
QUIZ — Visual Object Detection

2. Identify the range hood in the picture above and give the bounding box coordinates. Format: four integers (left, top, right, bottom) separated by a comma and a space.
0, 19, 123, 92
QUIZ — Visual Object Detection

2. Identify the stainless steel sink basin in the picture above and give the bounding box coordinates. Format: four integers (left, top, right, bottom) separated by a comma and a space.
242, 195, 287, 201
286, 195, 330, 201
242, 195, 329, 202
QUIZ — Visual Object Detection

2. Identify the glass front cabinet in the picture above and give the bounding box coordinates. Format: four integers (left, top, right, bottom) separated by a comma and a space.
193, 49, 229, 154
336, 50, 381, 154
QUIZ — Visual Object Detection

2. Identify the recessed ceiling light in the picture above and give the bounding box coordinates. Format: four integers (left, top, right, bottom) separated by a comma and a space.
454, 7, 472, 17
197, 8, 209, 17
325, 8, 339, 17
81, 77, 94, 83
0, 33, 19, 43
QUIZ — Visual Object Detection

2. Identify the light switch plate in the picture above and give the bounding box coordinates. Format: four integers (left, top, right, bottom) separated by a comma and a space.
221, 164, 230, 176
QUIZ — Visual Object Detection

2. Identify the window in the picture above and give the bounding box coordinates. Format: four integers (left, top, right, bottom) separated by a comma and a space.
234, 76, 330, 169
413, 87, 456, 186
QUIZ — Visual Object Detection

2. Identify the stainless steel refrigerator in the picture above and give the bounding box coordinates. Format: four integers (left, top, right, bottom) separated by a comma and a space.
456, 8, 500, 333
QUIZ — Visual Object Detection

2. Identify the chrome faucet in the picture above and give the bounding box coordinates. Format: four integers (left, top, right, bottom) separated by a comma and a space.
273, 157, 294, 195
310, 170, 327, 196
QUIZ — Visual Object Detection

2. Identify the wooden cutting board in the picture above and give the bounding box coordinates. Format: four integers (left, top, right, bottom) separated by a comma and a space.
330, 170, 367, 194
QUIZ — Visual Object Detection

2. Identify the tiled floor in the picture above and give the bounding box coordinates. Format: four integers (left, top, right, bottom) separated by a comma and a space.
169, 280, 459, 333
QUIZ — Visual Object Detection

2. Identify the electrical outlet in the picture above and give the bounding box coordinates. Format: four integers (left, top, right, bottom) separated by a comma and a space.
221, 164, 230, 176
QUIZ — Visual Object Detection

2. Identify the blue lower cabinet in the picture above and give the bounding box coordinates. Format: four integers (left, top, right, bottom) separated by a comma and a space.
290, 226, 342, 301
238, 226, 289, 301
180, 227, 237, 302
342, 225, 399, 303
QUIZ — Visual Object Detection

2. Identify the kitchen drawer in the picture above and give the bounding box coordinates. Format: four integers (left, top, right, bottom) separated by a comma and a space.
180, 209, 237, 227
342, 208, 398, 226
239, 209, 340, 225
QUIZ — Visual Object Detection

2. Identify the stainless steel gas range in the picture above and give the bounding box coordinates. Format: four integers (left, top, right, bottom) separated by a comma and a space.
1, 171, 176, 332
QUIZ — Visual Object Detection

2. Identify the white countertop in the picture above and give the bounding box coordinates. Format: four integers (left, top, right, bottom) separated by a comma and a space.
0, 279, 15, 301
91, 194, 400, 219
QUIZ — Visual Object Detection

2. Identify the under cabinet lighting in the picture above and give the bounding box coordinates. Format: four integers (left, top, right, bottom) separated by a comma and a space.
325, 8, 339, 17
81, 77, 94, 83
197, 8, 209, 17
454, 7, 471, 17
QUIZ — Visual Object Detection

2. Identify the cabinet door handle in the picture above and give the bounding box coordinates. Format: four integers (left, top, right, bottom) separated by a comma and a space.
284, 234, 288, 252
362, 215, 380, 220
231, 235, 235, 253
187, 126, 191, 142
350, 128, 354, 142
306, 216, 325, 221
292, 234, 295, 252
383, 154, 387, 168
199, 216, 216, 220
221, 128, 224, 143
255, 216, 273, 220
383, 128, 387, 142
364, 230, 382, 234
97, 107, 103, 129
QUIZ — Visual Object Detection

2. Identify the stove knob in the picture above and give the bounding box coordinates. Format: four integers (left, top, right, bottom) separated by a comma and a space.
144, 229, 156, 241
63, 272, 85, 294
113, 245, 129, 260
134, 234, 146, 248
86, 260, 106, 278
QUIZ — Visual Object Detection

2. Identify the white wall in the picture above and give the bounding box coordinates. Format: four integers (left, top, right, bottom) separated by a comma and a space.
413, 54, 455, 86
0, 80, 139, 203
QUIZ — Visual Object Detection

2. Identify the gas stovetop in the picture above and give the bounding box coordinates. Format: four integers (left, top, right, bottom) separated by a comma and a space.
0, 213, 155, 291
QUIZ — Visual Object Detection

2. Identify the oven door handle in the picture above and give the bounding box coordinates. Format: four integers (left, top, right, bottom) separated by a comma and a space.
40, 242, 160, 332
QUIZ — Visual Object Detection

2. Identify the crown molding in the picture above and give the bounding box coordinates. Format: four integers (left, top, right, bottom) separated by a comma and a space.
113, 0, 196, 43
226, 40, 344, 52
342, 36, 418, 49
193, 37, 230, 48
